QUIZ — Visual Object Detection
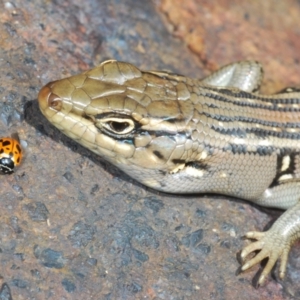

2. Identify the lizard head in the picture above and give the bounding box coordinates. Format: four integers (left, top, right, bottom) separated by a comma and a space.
38, 60, 197, 187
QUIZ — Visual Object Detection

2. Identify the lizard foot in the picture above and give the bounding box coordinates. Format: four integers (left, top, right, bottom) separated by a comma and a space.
240, 230, 291, 286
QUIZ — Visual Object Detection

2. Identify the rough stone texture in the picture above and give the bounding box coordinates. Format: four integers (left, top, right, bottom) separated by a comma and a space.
0, 0, 299, 299
158, 0, 300, 93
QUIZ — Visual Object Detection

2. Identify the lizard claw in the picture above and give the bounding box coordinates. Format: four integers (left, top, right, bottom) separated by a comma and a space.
240, 230, 290, 286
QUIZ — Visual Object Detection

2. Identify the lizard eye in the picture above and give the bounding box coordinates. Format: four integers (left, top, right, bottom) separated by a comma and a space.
108, 121, 130, 133
95, 117, 136, 136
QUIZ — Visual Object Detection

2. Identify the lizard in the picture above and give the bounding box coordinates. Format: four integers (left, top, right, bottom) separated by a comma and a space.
38, 59, 300, 286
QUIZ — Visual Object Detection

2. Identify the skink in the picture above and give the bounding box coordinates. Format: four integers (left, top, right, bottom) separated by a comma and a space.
38, 60, 300, 286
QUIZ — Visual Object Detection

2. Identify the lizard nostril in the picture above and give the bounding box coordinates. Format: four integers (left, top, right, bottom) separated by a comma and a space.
38, 83, 62, 112
48, 93, 62, 111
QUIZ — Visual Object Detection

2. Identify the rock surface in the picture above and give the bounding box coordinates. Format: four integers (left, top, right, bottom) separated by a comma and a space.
0, 0, 299, 299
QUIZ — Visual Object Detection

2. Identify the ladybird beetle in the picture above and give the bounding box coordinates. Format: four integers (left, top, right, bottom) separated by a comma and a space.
0, 137, 23, 174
